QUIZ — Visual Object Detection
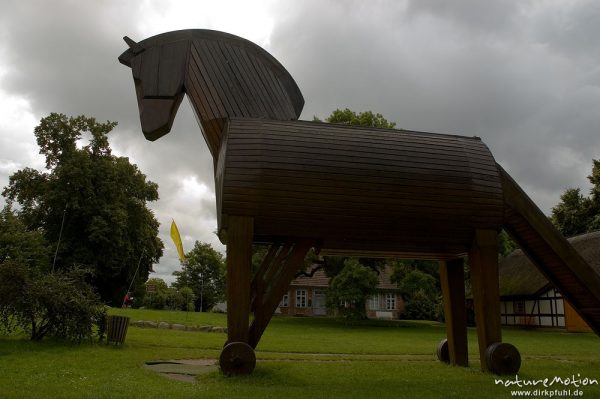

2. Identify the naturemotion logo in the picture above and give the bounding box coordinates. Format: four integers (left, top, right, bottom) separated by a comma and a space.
495, 374, 598, 397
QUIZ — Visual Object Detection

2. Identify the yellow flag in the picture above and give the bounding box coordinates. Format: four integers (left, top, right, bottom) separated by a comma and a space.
170, 220, 186, 263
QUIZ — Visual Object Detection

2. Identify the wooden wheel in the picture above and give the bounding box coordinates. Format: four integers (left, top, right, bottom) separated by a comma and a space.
219, 342, 256, 376
485, 342, 521, 375
436, 339, 450, 363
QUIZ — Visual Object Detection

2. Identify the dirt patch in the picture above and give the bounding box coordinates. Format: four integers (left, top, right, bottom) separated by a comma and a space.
144, 359, 218, 383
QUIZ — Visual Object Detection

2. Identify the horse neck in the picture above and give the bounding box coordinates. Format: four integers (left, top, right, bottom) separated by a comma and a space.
183, 38, 302, 158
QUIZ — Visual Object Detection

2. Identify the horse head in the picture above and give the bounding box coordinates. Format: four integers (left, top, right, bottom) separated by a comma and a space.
118, 34, 189, 141
119, 29, 304, 155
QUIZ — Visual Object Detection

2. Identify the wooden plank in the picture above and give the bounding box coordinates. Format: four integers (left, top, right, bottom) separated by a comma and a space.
226, 139, 497, 167
227, 122, 494, 151
223, 174, 503, 202
440, 258, 469, 367
224, 168, 503, 195
225, 215, 254, 344
197, 39, 246, 117
469, 229, 501, 372
222, 185, 503, 210
204, 39, 253, 116
226, 127, 493, 157
244, 50, 296, 118
224, 149, 499, 177
225, 44, 273, 118
157, 41, 188, 94
190, 43, 227, 118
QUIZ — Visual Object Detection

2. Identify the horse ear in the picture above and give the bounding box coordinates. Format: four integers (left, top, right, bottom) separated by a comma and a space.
123, 36, 145, 55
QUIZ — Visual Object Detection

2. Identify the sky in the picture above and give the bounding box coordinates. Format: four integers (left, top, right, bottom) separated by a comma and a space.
0, 0, 598, 284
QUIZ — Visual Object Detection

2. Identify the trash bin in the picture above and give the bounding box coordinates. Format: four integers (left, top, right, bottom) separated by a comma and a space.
106, 315, 130, 344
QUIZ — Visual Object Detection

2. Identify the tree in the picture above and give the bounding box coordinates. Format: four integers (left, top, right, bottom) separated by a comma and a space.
551, 159, 600, 236
314, 108, 397, 129
390, 259, 442, 321
0, 206, 49, 270
172, 241, 225, 311
2, 113, 163, 305
327, 258, 379, 319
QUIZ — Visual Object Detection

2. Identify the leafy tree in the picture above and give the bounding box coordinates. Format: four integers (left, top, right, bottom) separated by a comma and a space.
551, 188, 591, 236
314, 108, 397, 129
142, 277, 195, 311
2, 113, 163, 305
397, 269, 437, 300
327, 258, 378, 319
0, 206, 49, 270
172, 241, 225, 311
551, 159, 600, 236
142, 277, 169, 309
390, 260, 442, 321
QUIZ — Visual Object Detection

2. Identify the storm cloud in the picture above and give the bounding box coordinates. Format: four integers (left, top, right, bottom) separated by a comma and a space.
1, 0, 598, 282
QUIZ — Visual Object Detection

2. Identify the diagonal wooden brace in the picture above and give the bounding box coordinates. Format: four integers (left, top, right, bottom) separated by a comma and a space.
251, 242, 283, 311
248, 239, 313, 349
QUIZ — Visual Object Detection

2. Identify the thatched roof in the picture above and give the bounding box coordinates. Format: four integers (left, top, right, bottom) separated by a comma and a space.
499, 230, 600, 298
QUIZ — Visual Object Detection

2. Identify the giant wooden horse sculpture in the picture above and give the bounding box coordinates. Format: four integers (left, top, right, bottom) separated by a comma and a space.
119, 29, 600, 375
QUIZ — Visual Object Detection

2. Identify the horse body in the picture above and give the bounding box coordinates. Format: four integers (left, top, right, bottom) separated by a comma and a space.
119, 29, 600, 375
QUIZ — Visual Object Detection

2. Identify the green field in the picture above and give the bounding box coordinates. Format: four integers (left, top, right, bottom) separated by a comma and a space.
1, 308, 599, 398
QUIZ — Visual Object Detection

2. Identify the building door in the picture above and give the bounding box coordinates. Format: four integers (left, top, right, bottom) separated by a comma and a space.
313, 289, 327, 315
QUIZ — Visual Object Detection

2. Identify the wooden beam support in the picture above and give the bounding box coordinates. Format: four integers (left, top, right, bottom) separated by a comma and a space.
226, 215, 254, 344
439, 258, 469, 367
251, 242, 282, 311
469, 229, 501, 372
263, 242, 294, 284
248, 239, 313, 349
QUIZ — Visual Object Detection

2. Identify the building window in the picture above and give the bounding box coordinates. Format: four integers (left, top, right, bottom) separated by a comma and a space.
280, 292, 289, 308
368, 295, 379, 310
385, 293, 396, 310
296, 289, 307, 308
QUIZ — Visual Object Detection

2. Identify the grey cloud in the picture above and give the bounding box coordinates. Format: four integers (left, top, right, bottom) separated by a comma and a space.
1, 0, 599, 283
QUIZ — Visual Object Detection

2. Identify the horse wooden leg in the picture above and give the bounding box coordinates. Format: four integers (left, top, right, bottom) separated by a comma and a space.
470, 229, 500, 372
439, 258, 469, 367
220, 215, 255, 375
470, 229, 521, 375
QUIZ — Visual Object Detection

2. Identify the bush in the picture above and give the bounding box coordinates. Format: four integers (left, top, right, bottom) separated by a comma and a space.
400, 289, 440, 321
327, 258, 378, 320
0, 261, 106, 341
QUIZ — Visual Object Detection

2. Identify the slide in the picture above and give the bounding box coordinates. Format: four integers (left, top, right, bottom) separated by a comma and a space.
498, 165, 600, 336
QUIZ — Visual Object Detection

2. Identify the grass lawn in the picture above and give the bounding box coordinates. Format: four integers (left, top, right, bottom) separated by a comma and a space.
1, 308, 599, 398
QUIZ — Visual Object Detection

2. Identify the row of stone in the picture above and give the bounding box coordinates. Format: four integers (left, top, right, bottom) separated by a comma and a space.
130, 320, 227, 333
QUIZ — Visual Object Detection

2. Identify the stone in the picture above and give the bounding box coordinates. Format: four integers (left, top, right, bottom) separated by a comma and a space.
143, 321, 158, 328
171, 324, 186, 331
158, 322, 170, 329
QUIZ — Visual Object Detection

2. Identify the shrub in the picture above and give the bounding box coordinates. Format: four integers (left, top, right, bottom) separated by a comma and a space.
0, 261, 106, 341
400, 289, 440, 321
327, 258, 378, 319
